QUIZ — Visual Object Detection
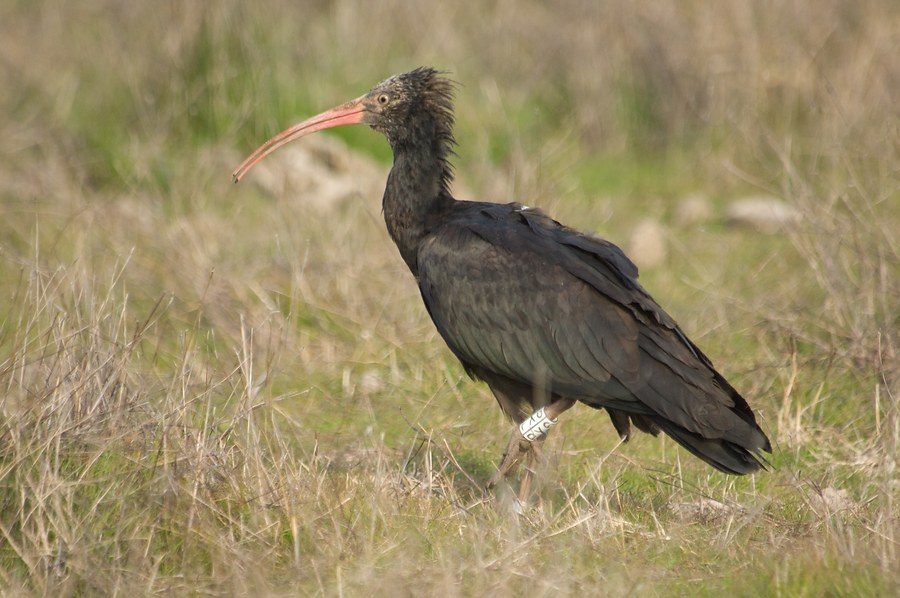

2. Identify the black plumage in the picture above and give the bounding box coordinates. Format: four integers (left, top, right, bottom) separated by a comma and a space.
233, 67, 771, 495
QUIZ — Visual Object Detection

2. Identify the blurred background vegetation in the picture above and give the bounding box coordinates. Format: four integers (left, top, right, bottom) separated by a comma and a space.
0, 0, 897, 595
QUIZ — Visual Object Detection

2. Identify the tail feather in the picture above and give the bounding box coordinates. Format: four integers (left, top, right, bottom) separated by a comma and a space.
649, 416, 770, 475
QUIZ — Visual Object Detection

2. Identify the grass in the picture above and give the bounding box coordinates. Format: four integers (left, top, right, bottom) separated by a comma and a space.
1, 0, 898, 595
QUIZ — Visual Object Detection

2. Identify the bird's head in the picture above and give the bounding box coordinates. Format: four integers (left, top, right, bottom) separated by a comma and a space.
233, 67, 456, 183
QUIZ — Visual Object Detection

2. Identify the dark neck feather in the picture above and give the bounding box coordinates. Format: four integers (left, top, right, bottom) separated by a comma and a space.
382, 75, 458, 274
384, 71, 457, 195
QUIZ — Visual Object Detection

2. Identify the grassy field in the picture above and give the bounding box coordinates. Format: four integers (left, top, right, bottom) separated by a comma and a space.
1, 1, 898, 595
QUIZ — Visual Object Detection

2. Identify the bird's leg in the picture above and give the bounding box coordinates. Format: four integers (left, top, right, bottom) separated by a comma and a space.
487, 398, 577, 497
487, 432, 531, 488
516, 436, 544, 503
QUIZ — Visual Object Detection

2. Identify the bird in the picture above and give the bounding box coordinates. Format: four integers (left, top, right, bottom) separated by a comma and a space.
233, 67, 771, 501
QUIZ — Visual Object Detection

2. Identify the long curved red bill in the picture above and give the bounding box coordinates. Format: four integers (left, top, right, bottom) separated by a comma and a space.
232, 97, 367, 183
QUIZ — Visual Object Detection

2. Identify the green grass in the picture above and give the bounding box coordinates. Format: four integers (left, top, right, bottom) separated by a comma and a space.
1, 0, 898, 595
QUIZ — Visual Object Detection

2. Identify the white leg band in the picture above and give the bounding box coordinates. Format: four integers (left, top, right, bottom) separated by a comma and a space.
519, 407, 558, 441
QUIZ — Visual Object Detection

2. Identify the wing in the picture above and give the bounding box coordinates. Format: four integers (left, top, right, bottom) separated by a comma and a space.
417, 203, 770, 463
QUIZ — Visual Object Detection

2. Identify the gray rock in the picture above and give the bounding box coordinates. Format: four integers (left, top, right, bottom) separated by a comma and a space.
675, 194, 713, 226
246, 135, 384, 212
627, 218, 668, 269
725, 195, 800, 233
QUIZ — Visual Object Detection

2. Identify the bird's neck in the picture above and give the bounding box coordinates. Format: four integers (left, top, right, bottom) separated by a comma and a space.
382, 133, 454, 275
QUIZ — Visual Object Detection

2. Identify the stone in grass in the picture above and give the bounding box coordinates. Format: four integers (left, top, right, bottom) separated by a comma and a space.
807, 486, 855, 517
725, 195, 800, 233
627, 218, 668, 269
359, 369, 386, 395
675, 194, 714, 227
670, 498, 735, 523
245, 134, 384, 212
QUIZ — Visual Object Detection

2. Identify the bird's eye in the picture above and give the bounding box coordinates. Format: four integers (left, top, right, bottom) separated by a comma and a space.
377, 94, 390, 106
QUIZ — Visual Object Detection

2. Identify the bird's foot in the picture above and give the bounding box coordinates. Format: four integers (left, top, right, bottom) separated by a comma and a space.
487, 431, 545, 504
487, 400, 576, 504
487, 433, 532, 490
